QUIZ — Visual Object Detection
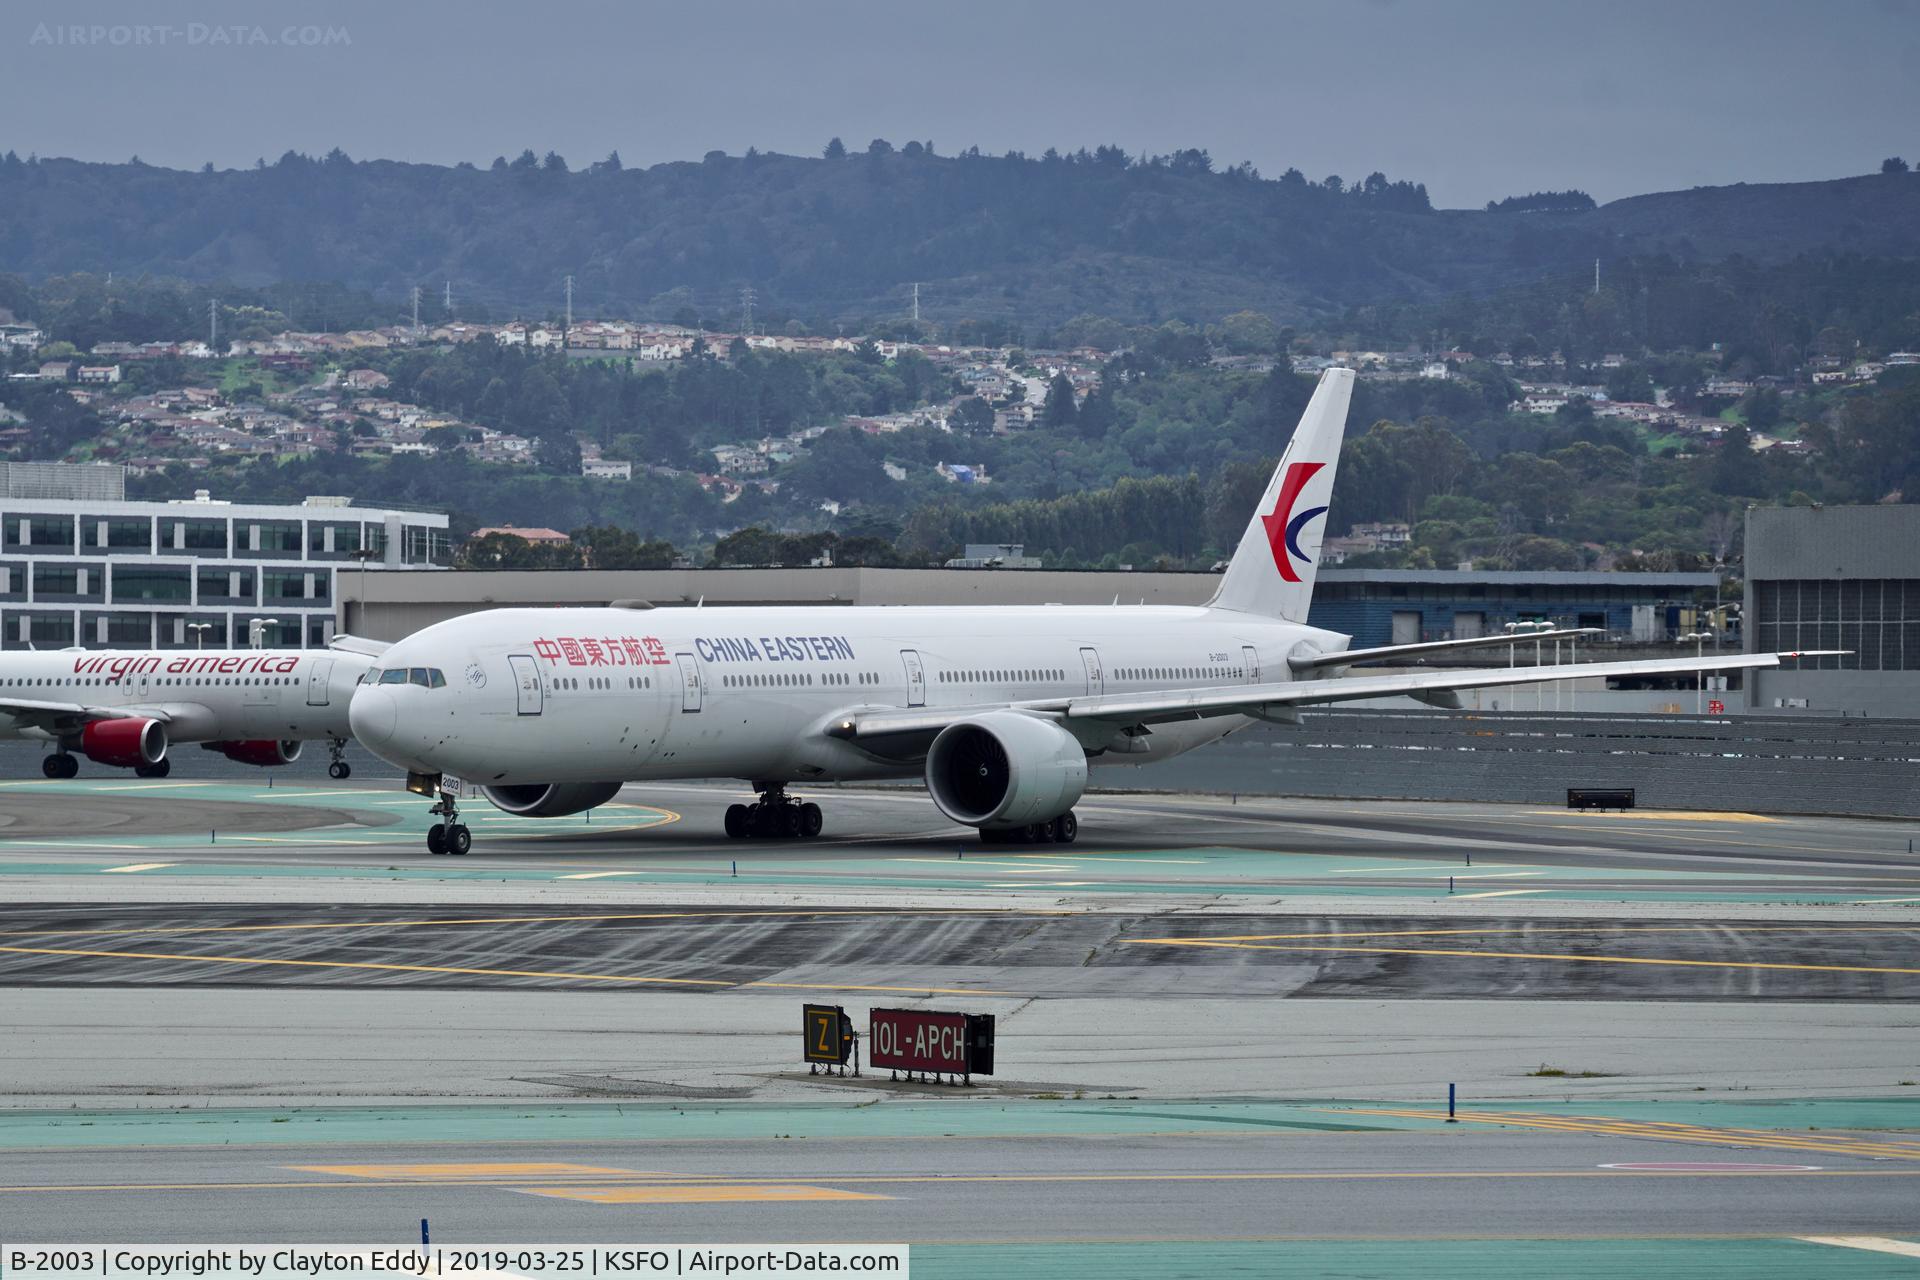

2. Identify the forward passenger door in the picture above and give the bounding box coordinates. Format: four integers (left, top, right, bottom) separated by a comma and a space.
508, 654, 543, 715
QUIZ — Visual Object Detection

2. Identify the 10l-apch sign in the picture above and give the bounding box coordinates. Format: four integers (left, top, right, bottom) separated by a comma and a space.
868, 1007, 995, 1078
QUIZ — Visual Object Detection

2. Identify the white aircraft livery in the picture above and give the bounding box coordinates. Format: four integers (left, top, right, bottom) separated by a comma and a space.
348, 368, 1824, 856
0, 643, 378, 778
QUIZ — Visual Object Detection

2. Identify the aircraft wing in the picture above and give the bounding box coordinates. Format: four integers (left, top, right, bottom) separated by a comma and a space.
1289, 628, 1602, 671
827, 651, 1829, 746
0, 698, 174, 736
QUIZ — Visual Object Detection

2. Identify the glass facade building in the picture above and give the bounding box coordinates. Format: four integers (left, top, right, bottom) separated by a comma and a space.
0, 470, 449, 650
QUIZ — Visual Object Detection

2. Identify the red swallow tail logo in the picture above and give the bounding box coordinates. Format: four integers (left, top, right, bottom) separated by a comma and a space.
1260, 461, 1327, 584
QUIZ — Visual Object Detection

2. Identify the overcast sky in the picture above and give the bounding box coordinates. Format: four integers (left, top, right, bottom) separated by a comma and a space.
5, 0, 1917, 208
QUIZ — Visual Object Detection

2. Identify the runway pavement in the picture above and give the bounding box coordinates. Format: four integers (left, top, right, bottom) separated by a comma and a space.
3, 1104, 1920, 1267
2, 761, 1916, 1270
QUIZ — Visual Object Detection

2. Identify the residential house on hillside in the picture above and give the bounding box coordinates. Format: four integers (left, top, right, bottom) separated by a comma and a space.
470, 525, 572, 546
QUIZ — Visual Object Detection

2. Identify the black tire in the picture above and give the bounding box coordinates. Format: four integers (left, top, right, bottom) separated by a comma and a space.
781, 806, 803, 839
41, 755, 61, 779
48, 754, 78, 779
724, 803, 749, 838
449, 824, 472, 855
137, 759, 171, 779
328, 761, 350, 780
799, 802, 823, 839
1051, 811, 1078, 844
978, 827, 1004, 845
427, 823, 447, 855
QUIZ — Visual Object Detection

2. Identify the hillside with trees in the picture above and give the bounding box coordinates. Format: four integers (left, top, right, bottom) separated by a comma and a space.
2, 147, 1918, 328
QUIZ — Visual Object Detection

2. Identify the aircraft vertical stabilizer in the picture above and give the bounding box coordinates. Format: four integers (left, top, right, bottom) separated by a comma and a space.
1207, 366, 1355, 621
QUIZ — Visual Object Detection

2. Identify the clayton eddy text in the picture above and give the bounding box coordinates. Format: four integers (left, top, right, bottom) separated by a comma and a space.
9, 1250, 905, 1278
12, 1252, 434, 1277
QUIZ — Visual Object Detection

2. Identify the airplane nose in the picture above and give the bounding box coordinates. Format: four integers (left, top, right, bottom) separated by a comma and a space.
349, 686, 398, 748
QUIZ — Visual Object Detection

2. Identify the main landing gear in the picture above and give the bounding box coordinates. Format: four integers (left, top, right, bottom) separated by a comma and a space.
979, 810, 1079, 845
135, 759, 172, 779
724, 783, 824, 840
426, 788, 471, 856
326, 738, 352, 780
41, 752, 77, 779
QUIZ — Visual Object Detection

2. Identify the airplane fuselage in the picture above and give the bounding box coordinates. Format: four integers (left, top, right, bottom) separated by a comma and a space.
351, 604, 1347, 785
0, 647, 371, 744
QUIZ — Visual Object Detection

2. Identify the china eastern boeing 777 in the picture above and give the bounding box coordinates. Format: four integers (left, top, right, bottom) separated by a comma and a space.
348, 368, 1823, 855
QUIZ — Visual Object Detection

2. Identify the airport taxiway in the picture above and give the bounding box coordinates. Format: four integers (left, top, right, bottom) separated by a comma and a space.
3, 758, 1916, 1265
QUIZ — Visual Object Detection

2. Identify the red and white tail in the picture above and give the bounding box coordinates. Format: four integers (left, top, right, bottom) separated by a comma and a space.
1207, 367, 1354, 622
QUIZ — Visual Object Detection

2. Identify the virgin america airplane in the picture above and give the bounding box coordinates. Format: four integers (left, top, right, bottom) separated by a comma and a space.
348, 368, 1818, 855
0, 643, 378, 778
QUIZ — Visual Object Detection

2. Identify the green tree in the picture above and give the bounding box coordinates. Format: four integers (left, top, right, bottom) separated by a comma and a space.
1883, 157, 1910, 174
571, 525, 676, 569
823, 137, 846, 160
1041, 373, 1077, 427
459, 532, 582, 569
950, 396, 995, 435
1211, 309, 1282, 354
1739, 387, 1783, 430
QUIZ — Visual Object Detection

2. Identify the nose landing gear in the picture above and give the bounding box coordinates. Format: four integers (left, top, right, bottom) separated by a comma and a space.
326, 738, 351, 780
425, 787, 471, 855
724, 782, 824, 840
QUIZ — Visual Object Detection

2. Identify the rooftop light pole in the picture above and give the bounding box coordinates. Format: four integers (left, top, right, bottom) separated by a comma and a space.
1678, 630, 1713, 714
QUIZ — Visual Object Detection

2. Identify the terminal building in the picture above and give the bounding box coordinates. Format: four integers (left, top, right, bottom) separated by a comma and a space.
0, 462, 449, 651
1303, 569, 1719, 647
1746, 504, 1920, 717
339, 563, 1716, 651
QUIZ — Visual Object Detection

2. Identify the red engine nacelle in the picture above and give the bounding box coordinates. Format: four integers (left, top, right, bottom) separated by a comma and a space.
80, 717, 168, 768
203, 739, 304, 767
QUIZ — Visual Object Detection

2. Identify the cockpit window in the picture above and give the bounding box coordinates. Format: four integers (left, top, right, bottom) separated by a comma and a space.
376, 666, 447, 688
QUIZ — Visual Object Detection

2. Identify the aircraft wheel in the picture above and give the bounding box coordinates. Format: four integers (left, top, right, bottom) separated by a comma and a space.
1050, 811, 1078, 844
724, 803, 749, 838
781, 806, 803, 839
136, 759, 172, 779
44, 754, 77, 779
978, 827, 1004, 845
799, 802, 823, 839
427, 823, 447, 855
328, 761, 351, 780
448, 824, 472, 856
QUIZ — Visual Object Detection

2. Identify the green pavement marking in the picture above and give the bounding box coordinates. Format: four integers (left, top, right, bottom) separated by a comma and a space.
1, 1097, 1912, 1151
1317, 1096, 1920, 1134
0, 780, 1895, 904
912, 1240, 1918, 1280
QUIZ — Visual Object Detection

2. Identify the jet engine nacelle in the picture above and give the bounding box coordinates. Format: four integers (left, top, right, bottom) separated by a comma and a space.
924, 711, 1088, 830
81, 717, 168, 768
483, 780, 625, 818
204, 739, 303, 767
